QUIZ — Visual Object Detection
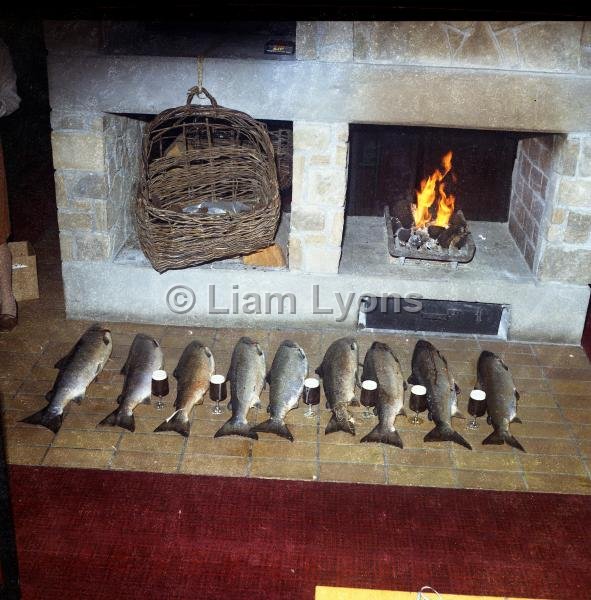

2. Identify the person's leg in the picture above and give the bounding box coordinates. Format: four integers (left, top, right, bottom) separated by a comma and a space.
0, 243, 16, 318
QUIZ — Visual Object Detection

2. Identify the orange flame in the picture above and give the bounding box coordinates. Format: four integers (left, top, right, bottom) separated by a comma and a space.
412, 151, 456, 228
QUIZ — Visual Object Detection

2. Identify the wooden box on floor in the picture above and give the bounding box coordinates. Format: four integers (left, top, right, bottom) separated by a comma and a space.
9, 241, 39, 301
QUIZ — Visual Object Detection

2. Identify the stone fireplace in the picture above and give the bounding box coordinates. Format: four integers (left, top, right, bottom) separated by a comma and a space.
46, 20, 591, 342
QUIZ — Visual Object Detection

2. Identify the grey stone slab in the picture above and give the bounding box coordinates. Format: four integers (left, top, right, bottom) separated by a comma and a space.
61, 253, 589, 344
339, 217, 534, 283
516, 22, 583, 73
46, 54, 591, 133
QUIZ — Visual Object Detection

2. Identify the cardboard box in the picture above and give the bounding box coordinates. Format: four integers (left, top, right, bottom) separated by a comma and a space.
9, 241, 39, 301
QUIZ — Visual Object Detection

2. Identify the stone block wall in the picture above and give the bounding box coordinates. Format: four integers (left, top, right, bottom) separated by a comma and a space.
297, 21, 590, 74
51, 111, 144, 262
289, 122, 349, 273
509, 133, 591, 283
536, 135, 591, 283
508, 136, 553, 269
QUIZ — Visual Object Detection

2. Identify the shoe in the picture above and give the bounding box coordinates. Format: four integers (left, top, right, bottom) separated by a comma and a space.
0, 313, 17, 332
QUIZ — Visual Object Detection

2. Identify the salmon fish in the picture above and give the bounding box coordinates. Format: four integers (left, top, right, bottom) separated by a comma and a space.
477, 350, 525, 452
214, 337, 265, 440
317, 337, 359, 436
409, 339, 471, 450
154, 341, 214, 437
21, 323, 112, 433
98, 333, 163, 432
361, 341, 406, 447
252, 340, 308, 442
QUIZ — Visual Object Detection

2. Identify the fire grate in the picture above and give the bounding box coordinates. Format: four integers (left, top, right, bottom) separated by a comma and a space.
385, 206, 476, 267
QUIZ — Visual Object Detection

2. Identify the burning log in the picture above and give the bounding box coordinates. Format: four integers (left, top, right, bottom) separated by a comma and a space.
397, 228, 411, 243
391, 199, 414, 229
437, 210, 468, 249
450, 209, 467, 229
427, 225, 445, 240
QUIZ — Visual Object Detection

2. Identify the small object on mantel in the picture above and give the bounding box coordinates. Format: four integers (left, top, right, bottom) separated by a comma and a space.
264, 40, 295, 55
242, 243, 286, 268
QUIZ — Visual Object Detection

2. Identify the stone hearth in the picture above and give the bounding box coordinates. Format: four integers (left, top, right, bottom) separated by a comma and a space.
46, 20, 591, 342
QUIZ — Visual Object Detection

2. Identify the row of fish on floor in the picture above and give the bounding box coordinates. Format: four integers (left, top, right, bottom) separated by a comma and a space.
19, 324, 525, 452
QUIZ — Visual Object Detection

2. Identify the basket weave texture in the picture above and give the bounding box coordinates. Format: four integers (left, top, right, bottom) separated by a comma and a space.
135, 86, 280, 273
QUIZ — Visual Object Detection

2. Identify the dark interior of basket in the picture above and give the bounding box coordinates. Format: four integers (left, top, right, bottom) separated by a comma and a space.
145, 113, 276, 213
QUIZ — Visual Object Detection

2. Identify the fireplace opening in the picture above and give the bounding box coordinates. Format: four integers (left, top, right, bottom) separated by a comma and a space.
345, 124, 520, 221
109, 113, 293, 270
340, 124, 557, 276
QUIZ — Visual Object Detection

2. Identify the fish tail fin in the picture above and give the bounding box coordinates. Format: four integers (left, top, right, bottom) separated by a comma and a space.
214, 417, 258, 440
483, 429, 525, 452
361, 424, 403, 448
98, 407, 135, 432
325, 408, 355, 436
424, 424, 472, 450
20, 407, 63, 434
251, 418, 294, 442
154, 410, 190, 437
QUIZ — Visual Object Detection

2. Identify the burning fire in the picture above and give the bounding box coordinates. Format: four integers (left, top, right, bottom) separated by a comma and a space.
412, 151, 456, 228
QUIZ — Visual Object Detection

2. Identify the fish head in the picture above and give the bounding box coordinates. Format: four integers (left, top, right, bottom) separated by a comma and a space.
478, 350, 505, 376
339, 337, 358, 355
370, 341, 392, 353
86, 324, 112, 346
280, 340, 299, 349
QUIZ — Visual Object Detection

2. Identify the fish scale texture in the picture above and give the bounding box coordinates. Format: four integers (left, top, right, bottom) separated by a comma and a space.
8, 465, 591, 599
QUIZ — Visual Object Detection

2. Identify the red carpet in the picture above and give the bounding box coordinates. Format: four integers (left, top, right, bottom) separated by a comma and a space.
8, 465, 591, 599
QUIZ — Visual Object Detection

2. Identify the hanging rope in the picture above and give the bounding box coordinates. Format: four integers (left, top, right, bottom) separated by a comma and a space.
197, 55, 204, 95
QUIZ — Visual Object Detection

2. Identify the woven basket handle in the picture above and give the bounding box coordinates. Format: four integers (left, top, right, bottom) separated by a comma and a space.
186, 86, 218, 108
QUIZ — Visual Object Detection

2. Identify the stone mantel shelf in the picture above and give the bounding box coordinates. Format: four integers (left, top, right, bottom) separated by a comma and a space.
47, 55, 591, 133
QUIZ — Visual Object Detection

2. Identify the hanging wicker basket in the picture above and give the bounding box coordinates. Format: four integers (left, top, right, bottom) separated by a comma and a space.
135, 86, 280, 273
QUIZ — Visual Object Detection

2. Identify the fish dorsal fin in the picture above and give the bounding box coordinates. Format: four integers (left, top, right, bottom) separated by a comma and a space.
514, 389, 520, 402
454, 382, 461, 395
500, 359, 509, 371
255, 343, 264, 357
297, 347, 306, 360
152, 338, 160, 348
204, 347, 212, 358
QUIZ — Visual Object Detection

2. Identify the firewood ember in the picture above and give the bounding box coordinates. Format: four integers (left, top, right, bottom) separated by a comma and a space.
397, 227, 411, 243
427, 225, 445, 239
391, 200, 414, 229
409, 233, 423, 248
437, 227, 455, 249
454, 232, 469, 250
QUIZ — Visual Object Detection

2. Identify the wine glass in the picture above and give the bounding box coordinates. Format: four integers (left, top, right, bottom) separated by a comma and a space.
360, 380, 378, 419
409, 384, 428, 425
209, 374, 227, 415
152, 370, 169, 410
467, 389, 486, 430
303, 377, 320, 418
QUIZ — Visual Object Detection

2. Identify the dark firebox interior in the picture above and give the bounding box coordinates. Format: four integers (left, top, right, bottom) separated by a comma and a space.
346, 124, 522, 221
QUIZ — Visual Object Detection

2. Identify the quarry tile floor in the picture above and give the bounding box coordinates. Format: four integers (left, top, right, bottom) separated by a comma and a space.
1, 231, 591, 495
